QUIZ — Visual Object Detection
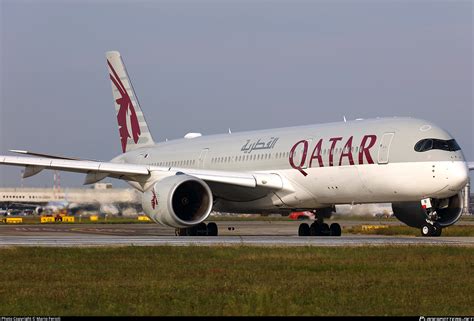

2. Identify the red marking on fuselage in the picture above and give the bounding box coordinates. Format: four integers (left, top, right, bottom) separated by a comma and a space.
328, 137, 343, 167
358, 135, 377, 165
309, 139, 324, 168
151, 189, 158, 210
108, 60, 141, 153
339, 136, 355, 166
289, 135, 378, 176
289, 140, 309, 176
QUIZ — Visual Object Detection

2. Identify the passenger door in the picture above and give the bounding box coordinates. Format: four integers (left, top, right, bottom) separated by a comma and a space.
198, 148, 209, 169
377, 132, 395, 164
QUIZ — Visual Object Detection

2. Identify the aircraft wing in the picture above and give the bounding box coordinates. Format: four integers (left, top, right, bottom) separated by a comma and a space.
0, 155, 149, 178
9, 149, 95, 161
468, 162, 474, 171
0, 155, 283, 191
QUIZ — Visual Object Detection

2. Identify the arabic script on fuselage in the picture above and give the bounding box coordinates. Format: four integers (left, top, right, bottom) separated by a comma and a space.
241, 137, 279, 154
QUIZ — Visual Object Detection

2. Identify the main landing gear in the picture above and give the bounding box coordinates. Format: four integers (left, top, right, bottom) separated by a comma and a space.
298, 221, 342, 237
175, 222, 219, 236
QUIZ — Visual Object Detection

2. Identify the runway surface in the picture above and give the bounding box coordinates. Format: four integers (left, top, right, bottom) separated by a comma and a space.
1, 221, 473, 247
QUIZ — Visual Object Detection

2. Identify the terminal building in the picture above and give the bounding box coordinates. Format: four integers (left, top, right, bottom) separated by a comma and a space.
0, 183, 140, 205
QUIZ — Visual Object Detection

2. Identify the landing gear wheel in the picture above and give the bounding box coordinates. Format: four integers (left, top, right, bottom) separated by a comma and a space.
321, 223, 330, 236
421, 224, 434, 237
432, 223, 442, 237
186, 225, 198, 236
330, 223, 342, 236
298, 223, 310, 236
196, 222, 208, 236
207, 222, 218, 236
310, 222, 322, 236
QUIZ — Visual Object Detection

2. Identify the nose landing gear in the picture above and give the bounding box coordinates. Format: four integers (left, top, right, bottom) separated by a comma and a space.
420, 198, 443, 237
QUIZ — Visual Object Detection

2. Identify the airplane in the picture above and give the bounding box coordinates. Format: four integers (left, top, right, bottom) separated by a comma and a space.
1, 51, 472, 237
0, 201, 45, 216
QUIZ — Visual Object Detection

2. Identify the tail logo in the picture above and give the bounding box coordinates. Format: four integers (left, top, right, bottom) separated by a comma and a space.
107, 59, 141, 152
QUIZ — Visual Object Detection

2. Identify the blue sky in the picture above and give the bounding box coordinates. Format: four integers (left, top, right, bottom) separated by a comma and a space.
1, 0, 472, 187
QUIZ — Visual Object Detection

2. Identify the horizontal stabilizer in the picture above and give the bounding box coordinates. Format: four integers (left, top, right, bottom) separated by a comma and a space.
468, 162, 474, 171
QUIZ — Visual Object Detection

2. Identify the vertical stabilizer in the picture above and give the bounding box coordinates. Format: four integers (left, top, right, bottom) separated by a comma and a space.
106, 51, 154, 153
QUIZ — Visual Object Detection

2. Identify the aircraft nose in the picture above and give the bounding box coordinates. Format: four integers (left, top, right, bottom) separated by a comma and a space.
448, 162, 469, 191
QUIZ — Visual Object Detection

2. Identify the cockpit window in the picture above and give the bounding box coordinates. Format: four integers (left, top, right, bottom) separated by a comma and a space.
414, 139, 461, 152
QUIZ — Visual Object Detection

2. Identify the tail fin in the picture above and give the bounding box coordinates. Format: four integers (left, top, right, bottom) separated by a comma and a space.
106, 51, 154, 153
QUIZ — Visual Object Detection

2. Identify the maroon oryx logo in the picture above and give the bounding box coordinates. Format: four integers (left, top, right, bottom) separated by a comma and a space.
108, 59, 141, 153
151, 189, 158, 210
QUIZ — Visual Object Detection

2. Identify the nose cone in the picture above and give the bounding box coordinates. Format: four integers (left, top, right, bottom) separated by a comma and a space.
448, 162, 469, 191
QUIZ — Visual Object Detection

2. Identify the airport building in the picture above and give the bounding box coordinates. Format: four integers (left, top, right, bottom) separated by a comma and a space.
0, 183, 140, 205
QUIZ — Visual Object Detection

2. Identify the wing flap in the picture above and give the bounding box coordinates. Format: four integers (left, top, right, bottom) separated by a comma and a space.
23, 165, 45, 178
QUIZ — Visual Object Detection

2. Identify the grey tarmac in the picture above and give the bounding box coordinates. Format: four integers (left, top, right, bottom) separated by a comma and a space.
0, 235, 473, 247
0, 221, 473, 247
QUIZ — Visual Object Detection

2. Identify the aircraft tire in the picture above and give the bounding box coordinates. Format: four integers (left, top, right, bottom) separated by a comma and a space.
421, 224, 434, 237
207, 222, 218, 236
298, 223, 310, 236
186, 225, 198, 236
330, 223, 342, 236
432, 223, 442, 237
196, 222, 208, 236
321, 223, 330, 236
310, 222, 321, 236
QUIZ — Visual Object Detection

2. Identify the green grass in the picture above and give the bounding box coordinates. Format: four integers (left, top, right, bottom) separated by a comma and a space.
0, 246, 473, 316
347, 225, 474, 237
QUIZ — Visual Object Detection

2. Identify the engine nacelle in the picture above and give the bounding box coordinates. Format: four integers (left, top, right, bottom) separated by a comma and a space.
142, 175, 213, 228
392, 193, 463, 228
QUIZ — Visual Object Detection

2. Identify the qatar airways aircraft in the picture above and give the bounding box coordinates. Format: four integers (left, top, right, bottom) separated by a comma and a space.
1, 51, 473, 237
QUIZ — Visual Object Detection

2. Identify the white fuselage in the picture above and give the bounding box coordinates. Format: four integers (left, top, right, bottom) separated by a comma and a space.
118, 117, 469, 213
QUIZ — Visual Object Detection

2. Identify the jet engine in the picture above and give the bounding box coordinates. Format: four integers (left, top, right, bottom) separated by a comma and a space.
141, 175, 213, 228
35, 206, 43, 215
392, 192, 463, 228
